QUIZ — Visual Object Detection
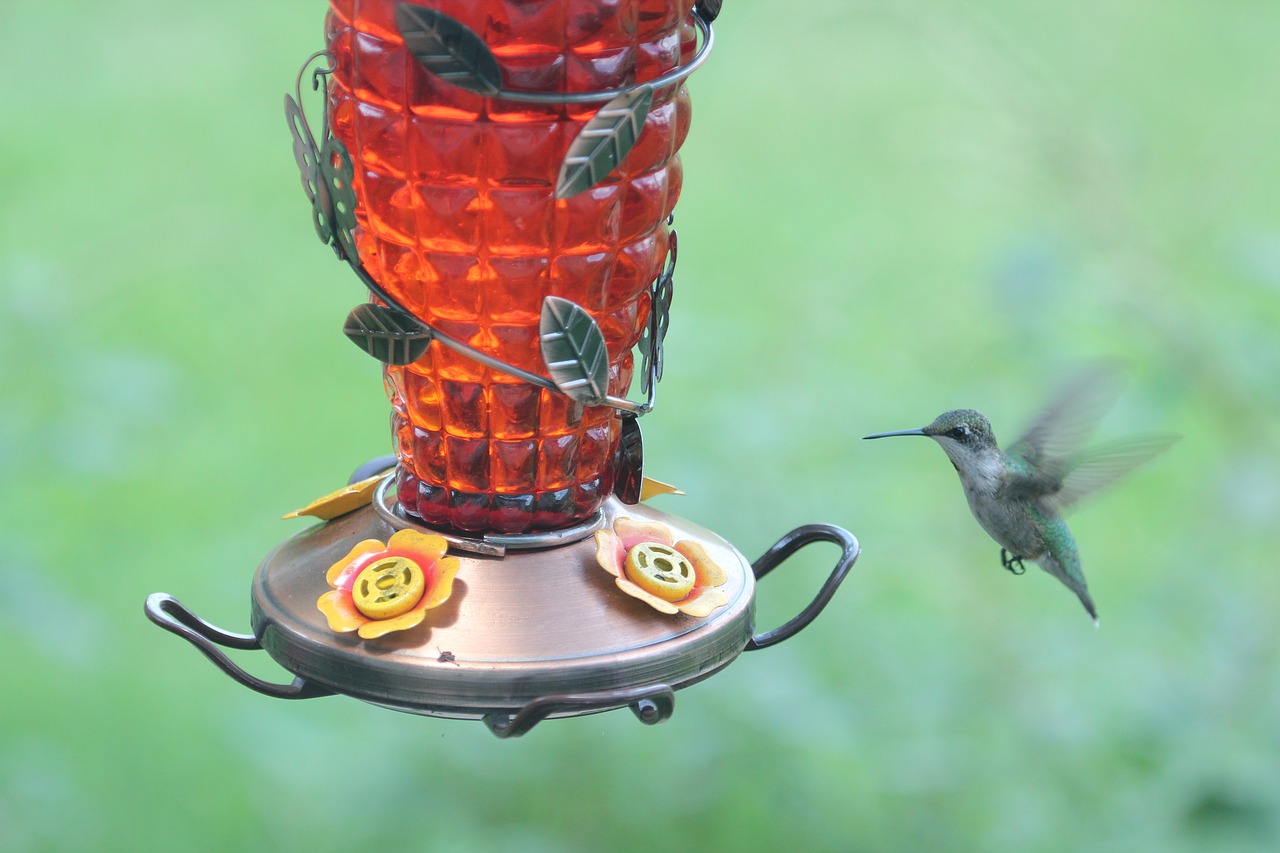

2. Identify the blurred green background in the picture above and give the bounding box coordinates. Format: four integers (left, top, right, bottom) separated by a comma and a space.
3, 1, 1278, 850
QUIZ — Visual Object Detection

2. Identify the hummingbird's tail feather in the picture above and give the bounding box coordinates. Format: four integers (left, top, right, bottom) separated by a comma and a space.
1035, 553, 1098, 624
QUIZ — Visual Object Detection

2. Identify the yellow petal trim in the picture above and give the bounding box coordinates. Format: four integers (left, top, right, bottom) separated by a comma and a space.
613, 517, 675, 550
675, 586, 729, 618
615, 577, 679, 614
675, 540, 727, 588
283, 471, 389, 520
639, 477, 685, 501
326, 539, 386, 586
357, 605, 427, 639
316, 590, 366, 633
594, 530, 626, 578
419, 556, 461, 610
386, 528, 450, 562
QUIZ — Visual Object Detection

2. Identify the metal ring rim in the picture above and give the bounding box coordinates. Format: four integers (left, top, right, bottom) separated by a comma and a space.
372, 475, 605, 554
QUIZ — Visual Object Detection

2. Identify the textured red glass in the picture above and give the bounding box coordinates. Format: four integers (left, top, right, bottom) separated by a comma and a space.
327, 0, 694, 533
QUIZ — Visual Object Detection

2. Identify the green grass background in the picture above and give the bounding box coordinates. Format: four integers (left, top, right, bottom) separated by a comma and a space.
3, 1, 1279, 850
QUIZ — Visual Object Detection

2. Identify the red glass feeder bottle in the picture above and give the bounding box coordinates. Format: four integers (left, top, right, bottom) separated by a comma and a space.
328, 0, 694, 534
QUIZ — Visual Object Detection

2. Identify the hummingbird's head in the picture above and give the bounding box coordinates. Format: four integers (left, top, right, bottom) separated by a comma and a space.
920, 408, 994, 443
864, 408, 1000, 471
919, 408, 999, 469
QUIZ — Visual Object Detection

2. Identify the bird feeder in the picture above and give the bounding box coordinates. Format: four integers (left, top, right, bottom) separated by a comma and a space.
146, 0, 860, 737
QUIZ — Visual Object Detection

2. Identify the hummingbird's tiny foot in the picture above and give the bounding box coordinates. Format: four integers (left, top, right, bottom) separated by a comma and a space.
1000, 549, 1027, 575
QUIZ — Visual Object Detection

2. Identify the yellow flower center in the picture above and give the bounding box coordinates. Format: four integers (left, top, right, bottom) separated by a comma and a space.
352, 556, 426, 620
624, 543, 696, 602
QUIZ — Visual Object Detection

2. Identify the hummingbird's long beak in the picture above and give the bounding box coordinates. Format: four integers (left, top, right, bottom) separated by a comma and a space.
862, 429, 928, 439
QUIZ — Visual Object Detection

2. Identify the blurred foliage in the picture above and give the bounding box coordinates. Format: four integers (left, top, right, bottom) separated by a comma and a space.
3, 0, 1279, 851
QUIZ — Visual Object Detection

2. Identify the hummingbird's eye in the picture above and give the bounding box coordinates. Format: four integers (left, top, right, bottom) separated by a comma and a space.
949, 424, 971, 441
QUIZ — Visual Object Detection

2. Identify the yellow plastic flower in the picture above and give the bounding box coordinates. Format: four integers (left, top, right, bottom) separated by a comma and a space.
317, 529, 460, 640
594, 518, 729, 617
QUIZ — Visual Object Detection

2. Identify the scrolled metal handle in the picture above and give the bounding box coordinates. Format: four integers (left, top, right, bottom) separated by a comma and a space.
144, 593, 333, 701
744, 524, 860, 651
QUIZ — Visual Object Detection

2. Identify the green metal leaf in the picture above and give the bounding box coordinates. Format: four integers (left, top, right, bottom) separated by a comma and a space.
613, 415, 644, 504
395, 3, 502, 97
556, 85, 653, 199
540, 297, 609, 406
284, 93, 334, 246
696, 0, 724, 23
638, 229, 677, 394
318, 136, 359, 264
344, 303, 434, 366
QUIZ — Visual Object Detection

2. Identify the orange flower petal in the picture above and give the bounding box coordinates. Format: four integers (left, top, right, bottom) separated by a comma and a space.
326, 539, 387, 586
675, 540, 727, 588
420, 556, 460, 610
597, 522, 731, 618
674, 585, 729, 618
386, 529, 449, 563
594, 530, 626, 579
614, 518, 675, 551
318, 530, 459, 640
354, 554, 457, 638
316, 590, 367, 633
356, 605, 428, 639
615, 577, 680, 614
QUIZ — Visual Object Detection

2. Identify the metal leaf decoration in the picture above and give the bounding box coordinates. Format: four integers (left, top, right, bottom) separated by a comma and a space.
556, 85, 654, 199
284, 93, 335, 246
540, 297, 609, 407
613, 416, 644, 504
395, 3, 502, 97
344, 303, 434, 366
318, 137, 360, 264
638, 229, 677, 394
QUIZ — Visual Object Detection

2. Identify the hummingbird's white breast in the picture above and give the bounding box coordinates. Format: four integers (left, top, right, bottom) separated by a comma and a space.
941, 442, 1046, 558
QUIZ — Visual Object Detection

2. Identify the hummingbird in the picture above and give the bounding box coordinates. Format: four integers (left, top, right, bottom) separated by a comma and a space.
863, 368, 1177, 623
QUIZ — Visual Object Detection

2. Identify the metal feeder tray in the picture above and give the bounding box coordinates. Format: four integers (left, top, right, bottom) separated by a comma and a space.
147, 466, 859, 738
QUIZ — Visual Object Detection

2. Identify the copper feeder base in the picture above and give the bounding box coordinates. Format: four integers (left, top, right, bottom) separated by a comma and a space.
147, 482, 858, 737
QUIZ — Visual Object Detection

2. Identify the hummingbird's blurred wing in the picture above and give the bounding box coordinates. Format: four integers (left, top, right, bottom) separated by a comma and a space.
1005, 364, 1125, 479
1047, 433, 1180, 511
